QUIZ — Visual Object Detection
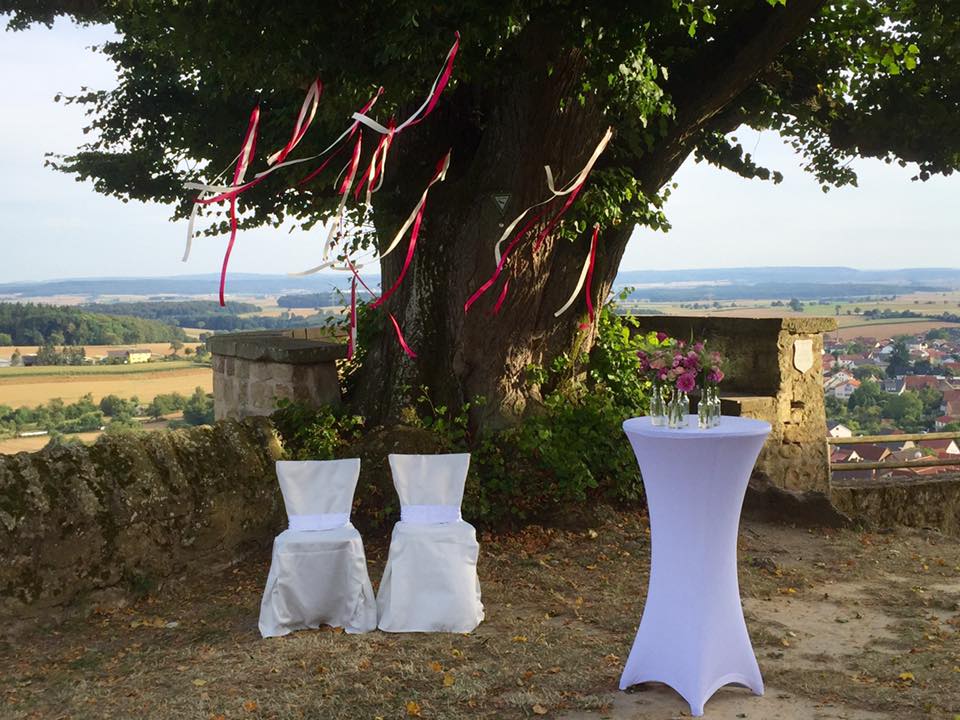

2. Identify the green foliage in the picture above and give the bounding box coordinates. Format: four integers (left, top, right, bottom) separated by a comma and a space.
6, 0, 959, 247
269, 300, 648, 526
0, 332, 12, 345
0, 302, 187, 346
886, 340, 912, 377
271, 399, 364, 461
146, 392, 187, 420
182, 387, 215, 426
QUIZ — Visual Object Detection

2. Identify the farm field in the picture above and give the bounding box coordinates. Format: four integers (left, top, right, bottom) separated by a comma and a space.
0, 365, 212, 408
0, 342, 202, 361
829, 319, 960, 341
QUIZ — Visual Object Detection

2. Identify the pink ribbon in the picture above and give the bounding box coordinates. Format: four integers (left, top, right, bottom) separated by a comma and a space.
464, 209, 545, 314
580, 224, 600, 328
219, 105, 261, 306
370, 152, 449, 310
344, 258, 417, 359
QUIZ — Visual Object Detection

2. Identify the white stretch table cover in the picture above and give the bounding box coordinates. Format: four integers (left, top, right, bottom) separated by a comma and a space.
376, 453, 484, 633
259, 459, 377, 637
619, 415, 771, 717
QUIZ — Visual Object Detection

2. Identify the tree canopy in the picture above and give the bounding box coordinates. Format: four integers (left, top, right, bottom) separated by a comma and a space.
7, 0, 960, 421
8, 1, 959, 238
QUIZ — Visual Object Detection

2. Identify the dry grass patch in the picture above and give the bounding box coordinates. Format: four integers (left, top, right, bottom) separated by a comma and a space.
2, 510, 959, 719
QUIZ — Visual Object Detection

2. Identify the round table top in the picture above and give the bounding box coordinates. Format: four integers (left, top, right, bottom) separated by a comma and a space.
623, 415, 771, 440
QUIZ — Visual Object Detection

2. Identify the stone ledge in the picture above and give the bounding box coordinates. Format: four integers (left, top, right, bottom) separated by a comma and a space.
631, 314, 837, 334
207, 330, 347, 364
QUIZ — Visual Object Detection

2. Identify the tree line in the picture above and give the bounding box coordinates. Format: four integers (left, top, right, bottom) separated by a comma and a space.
0, 303, 188, 345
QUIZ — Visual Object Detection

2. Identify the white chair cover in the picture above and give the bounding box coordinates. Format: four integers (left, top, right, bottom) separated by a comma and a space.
259, 459, 377, 637
619, 416, 770, 716
376, 453, 484, 633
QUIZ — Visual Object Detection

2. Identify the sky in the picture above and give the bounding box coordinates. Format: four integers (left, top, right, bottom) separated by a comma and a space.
0, 20, 957, 284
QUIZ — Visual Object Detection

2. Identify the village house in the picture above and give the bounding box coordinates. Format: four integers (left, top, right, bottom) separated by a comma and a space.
105, 348, 153, 364
831, 378, 861, 400
827, 421, 853, 439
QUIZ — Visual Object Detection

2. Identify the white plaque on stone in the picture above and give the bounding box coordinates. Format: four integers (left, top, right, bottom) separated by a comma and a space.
793, 338, 813, 373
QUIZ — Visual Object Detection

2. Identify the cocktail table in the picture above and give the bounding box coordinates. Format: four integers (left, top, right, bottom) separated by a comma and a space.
619, 415, 771, 717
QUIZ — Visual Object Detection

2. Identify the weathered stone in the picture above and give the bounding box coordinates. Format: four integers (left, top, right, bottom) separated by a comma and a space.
0, 418, 284, 624
210, 329, 346, 420
631, 315, 837, 494
831, 475, 960, 536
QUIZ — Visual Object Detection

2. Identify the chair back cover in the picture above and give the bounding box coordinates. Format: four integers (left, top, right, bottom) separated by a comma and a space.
388, 453, 469, 507
276, 459, 360, 524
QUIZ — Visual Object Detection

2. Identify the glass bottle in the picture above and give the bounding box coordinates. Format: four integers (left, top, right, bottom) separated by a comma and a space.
649, 380, 665, 426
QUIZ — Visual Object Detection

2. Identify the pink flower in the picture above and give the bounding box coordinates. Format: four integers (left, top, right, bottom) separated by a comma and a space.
708, 369, 724, 384
672, 353, 683, 368
677, 372, 696, 393
658, 368, 669, 381
693, 342, 705, 353
656, 332, 668, 343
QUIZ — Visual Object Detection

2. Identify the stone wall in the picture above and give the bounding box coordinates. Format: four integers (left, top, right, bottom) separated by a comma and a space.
0, 418, 284, 624
831, 475, 960, 536
630, 315, 837, 494
209, 328, 346, 420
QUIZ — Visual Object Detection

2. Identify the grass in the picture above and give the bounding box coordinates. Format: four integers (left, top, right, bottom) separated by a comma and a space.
2, 509, 959, 719
0, 360, 204, 378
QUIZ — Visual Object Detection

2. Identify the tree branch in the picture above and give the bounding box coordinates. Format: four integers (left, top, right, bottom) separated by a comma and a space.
637, 0, 826, 193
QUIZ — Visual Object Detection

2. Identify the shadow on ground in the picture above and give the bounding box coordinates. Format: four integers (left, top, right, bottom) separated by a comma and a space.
2, 509, 959, 719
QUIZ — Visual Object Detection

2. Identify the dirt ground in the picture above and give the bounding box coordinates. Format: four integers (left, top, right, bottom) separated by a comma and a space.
2, 509, 958, 720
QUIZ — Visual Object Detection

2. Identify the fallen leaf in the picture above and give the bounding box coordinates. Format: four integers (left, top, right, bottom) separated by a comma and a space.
451, 648, 463, 658
192, 679, 207, 687
533, 704, 548, 715
243, 699, 258, 711
512, 635, 528, 643
898, 671, 915, 682
443, 672, 455, 687
405, 700, 422, 717
429, 661, 443, 673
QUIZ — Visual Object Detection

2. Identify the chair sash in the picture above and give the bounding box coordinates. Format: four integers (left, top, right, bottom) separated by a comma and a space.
288, 512, 350, 532
400, 504, 462, 525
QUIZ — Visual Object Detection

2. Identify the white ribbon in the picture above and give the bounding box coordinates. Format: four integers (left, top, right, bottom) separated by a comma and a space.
493, 127, 613, 264
554, 240, 594, 317
288, 512, 350, 532
290, 150, 451, 277
352, 36, 458, 135
400, 504, 462, 524
266, 78, 321, 166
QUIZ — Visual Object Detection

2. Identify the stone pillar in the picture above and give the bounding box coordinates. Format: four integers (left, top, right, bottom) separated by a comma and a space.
630, 316, 837, 493
207, 329, 347, 421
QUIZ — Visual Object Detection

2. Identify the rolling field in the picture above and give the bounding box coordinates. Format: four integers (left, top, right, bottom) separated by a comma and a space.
0, 342, 202, 361
0, 365, 212, 407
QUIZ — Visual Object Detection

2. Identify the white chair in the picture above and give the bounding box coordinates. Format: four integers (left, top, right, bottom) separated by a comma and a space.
376, 453, 484, 633
259, 459, 377, 637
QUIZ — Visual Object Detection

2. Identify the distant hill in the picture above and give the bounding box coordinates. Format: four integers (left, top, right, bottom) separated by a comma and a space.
0, 273, 366, 298
1, 267, 958, 303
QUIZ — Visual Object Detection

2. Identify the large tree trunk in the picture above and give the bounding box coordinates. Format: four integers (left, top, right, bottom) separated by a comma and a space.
354, 29, 630, 427
353, 1, 825, 427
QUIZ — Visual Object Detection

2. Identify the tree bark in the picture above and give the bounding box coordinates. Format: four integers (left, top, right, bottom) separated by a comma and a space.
353, 1, 827, 428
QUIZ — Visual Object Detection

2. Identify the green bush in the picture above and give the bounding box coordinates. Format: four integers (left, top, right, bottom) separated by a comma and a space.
269, 299, 649, 529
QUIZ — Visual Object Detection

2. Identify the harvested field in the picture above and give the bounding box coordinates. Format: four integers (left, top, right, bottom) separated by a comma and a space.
830, 319, 960, 341
0, 342, 202, 361
0, 365, 211, 407
3, 509, 958, 719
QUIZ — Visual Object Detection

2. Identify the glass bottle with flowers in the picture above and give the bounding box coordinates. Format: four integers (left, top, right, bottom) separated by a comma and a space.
636, 331, 674, 426
698, 348, 725, 429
